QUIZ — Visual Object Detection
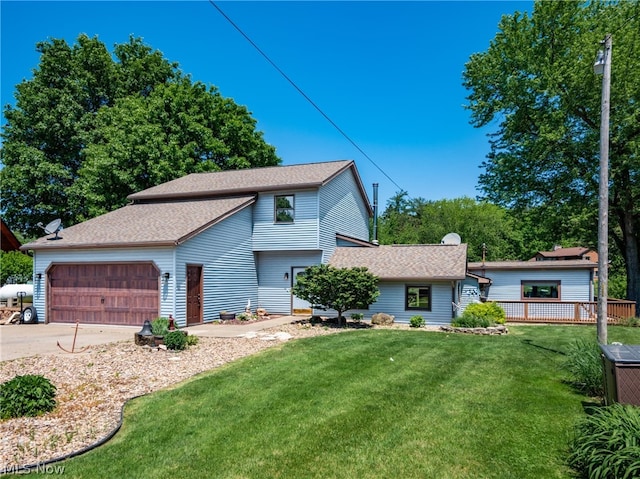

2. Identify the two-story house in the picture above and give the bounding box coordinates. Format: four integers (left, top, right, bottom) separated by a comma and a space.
21, 161, 374, 327
22, 160, 474, 327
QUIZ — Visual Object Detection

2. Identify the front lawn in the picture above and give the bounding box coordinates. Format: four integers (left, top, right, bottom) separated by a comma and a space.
40, 325, 640, 478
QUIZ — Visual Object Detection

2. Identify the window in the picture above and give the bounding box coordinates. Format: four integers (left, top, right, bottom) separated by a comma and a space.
521, 281, 560, 300
406, 285, 431, 311
275, 195, 294, 223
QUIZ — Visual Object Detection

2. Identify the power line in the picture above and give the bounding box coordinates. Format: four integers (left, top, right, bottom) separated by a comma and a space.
208, 1, 404, 192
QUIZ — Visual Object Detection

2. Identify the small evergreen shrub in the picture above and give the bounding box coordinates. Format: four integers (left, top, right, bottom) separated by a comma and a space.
563, 339, 604, 397
350, 313, 364, 323
164, 331, 187, 350
0, 374, 57, 419
409, 315, 425, 328
568, 404, 640, 479
452, 302, 506, 328
151, 317, 170, 336
186, 334, 199, 347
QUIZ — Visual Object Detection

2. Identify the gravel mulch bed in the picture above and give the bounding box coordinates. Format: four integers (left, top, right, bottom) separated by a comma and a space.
0, 321, 347, 471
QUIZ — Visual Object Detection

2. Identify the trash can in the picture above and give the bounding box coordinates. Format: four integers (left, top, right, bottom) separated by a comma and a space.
600, 344, 640, 406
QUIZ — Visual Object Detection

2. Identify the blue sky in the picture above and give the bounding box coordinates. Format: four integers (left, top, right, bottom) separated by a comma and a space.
1, 0, 532, 208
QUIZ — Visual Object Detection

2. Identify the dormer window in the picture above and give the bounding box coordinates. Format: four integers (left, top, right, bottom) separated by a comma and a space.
275, 195, 294, 223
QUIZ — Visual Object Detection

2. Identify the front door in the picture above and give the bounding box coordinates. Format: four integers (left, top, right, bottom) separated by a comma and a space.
291, 266, 312, 315
186, 265, 202, 326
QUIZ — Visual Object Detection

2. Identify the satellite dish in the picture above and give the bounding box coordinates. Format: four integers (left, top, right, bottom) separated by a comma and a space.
441, 232, 461, 245
37, 219, 63, 240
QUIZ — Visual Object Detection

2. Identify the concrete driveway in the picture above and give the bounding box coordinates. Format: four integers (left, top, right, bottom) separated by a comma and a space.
0, 316, 298, 362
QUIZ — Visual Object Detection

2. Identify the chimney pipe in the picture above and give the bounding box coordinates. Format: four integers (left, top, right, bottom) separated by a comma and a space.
372, 183, 379, 245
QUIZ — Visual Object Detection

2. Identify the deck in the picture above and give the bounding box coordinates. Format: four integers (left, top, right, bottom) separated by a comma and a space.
491, 299, 637, 324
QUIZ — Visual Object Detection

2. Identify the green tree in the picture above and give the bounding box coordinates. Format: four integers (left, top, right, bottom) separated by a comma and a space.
71, 79, 278, 219
1, 34, 279, 235
378, 193, 525, 261
463, 1, 640, 305
0, 251, 33, 285
291, 264, 379, 327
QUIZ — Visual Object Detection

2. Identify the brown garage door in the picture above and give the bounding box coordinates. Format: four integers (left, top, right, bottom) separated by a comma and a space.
48, 263, 160, 326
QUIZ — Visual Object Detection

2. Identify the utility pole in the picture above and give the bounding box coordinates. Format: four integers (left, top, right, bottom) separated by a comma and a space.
594, 34, 612, 345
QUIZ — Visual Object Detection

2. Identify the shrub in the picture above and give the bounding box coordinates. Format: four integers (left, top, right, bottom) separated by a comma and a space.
350, 313, 364, 323
164, 331, 187, 350
0, 374, 57, 419
563, 339, 604, 397
453, 302, 506, 328
151, 317, 170, 336
568, 404, 640, 479
186, 334, 199, 347
452, 315, 490, 328
409, 315, 425, 328
619, 317, 640, 328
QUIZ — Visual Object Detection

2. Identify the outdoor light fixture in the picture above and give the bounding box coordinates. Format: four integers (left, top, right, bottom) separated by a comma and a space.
36, 273, 42, 280
139, 320, 153, 336
284, 272, 289, 280
593, 49, 605, 75
163, 272, 170, 280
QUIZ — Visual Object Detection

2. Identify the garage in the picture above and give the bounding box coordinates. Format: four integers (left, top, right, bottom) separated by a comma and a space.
48, 263, 160, 326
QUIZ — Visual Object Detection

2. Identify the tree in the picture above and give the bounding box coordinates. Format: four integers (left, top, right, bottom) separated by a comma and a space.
291, 264, 379, 326
1, 35, 279, 235
463, 1, 640, 306
377, 192, 526, 261
0, 251, 33, 286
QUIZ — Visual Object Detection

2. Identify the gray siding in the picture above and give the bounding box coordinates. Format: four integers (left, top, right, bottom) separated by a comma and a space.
479, 269, 593, 302
342, 281, 456, 325
252, 189, 319, 251
176, 206, 257, 325
256, 250, 322, 314
33, 248, 174, 323
318, 169, 370, 262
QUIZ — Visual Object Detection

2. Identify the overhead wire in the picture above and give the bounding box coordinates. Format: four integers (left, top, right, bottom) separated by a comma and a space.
207, 1, 404, 193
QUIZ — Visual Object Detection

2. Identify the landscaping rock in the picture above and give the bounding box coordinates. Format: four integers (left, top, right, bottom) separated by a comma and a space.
440, 325, 508, 335
371, 313, 395, 325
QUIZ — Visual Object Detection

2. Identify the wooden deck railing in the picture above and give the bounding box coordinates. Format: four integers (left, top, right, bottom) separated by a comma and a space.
491, 299, 637, 324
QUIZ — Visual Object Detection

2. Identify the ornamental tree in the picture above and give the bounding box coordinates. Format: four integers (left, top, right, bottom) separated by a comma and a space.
291, 264, 379, 327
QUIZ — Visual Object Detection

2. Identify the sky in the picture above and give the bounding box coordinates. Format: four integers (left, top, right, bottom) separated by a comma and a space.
1, 0, 533, 209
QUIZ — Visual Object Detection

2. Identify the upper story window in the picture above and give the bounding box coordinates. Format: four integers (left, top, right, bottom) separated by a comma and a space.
406, 285, 431, 311
275, 195, 295, 223
521, 280, 561, 300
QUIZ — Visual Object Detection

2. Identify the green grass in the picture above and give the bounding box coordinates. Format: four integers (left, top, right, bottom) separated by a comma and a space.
38, 325, 640, 479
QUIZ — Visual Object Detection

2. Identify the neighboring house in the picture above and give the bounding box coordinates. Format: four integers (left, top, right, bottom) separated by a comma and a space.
329, 244, 468, 325
20, 160, 372, 327
1, 218, 22, 252
530, 246, 598, 263
530, 246, 599, 280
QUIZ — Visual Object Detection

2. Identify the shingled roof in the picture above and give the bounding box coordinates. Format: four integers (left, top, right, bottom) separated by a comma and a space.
127, 160, 371, 215
21, 196, 255, 251
329, 244, 468, 281
468, 260, 597, 270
